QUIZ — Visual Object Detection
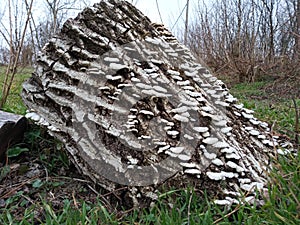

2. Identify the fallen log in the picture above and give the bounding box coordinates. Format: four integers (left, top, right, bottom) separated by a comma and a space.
0, 111, 27, 162
22, 0, 294, 208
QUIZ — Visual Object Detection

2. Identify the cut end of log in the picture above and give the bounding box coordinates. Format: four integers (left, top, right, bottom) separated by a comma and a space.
0, 110, 27, 162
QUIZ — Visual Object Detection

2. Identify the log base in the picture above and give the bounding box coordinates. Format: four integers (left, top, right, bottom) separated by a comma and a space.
0, 111, 27, 162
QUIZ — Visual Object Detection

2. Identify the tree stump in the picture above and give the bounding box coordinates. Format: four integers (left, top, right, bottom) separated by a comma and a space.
22, 0, 294, 207
0, 111, 27, 162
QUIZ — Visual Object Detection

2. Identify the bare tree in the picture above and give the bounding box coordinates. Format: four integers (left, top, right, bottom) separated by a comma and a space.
0, 0, 94, 68
42, 0, 91, 38
20, 0, 91, 55
187, 0, 299, 83
0, 0, 34, 109
293, 0, 300, 59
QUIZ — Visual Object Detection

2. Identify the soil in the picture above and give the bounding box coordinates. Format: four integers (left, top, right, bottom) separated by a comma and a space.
0, 125, 119, 222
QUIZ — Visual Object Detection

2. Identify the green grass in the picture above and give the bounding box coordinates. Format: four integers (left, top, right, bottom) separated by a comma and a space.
230, 82, 300, 138
0, 66, 32, 114
0, 73, 299, 224
1, 151, 299, 225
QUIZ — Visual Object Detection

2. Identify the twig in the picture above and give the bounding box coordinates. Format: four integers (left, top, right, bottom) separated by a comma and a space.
87, 184, 113, 210
213, 186, 257, 224
100, 187, 128, 199
43, 165, 49, 182
292, 99, 299, 149
21, 193, 36, 205
270, 120, 278, 159
0, 176, 38, 199
72, 190, 79, 209
187, 189, 193, 225
48, 176, 92, 184
213, 204, 241, 224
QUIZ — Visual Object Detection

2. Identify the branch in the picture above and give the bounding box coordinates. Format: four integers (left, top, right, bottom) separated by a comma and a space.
0, 24, 10, 46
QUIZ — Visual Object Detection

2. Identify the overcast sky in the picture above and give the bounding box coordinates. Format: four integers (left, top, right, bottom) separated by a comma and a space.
90, 0, 198, 31
0, 0, 199, 46
0, 0, 199, 31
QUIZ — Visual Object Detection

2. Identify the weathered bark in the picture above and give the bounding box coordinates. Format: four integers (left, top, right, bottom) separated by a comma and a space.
22, 0, 294, 207
0, 111, 27, 162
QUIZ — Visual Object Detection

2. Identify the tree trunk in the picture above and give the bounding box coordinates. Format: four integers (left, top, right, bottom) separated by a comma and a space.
22, 0, 294, 208
295, 0, 300, 59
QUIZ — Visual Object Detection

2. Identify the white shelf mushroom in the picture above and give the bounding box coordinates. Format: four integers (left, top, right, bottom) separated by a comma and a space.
170, 147, 184, 154
242, 112, 254, 119
221, 127, 233, 134
173, 114, 189, 123
109, 63, 127, 70
158, 145, 170, 153
106, 75, 122, 80
180, 162, 198, 168
203, 137, 219, 145
177, 154, 191, 161
213, 141, 230, 148
167, 130, 180, 136
185, 169, 202, 175
193, 127, 209, 133
104, 57, 119, 62
139, 110, 154, 116
249, 130, 260, 136
212, 158, 224, 166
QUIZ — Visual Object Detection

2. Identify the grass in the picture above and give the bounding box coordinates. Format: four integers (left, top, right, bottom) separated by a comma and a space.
0, 67, 299, 224
1, 151, 299, 225
230, 81, 300, 138
0, 66, 32, 114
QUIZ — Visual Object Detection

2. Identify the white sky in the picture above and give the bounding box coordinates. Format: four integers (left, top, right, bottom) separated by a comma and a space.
0, 0, 199, 46
90, 0, 198, 31
0, 0, 199, 31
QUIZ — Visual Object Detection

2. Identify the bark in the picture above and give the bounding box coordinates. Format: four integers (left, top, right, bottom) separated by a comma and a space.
22, 0, 294, 208
296, 0, 300, 59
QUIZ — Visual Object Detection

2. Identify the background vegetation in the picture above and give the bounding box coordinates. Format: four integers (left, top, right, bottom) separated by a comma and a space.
188, 0, 300, 85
